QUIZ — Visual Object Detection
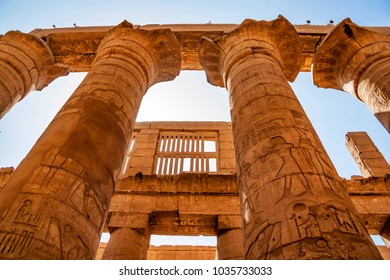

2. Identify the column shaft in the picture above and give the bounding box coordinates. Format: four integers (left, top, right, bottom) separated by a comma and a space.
217, 228, 244, 260
230, 54, 381, 259
102, 227, 150, 260
200, 16, 382, 259
0, 21, 180, 259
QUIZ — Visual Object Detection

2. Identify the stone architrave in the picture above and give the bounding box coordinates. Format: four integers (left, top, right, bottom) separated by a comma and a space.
313, 18, 390, 132
0, 21, 181, 259
0, 31, 69, 118
199, 16, 382, 259
345, 131, 390, 177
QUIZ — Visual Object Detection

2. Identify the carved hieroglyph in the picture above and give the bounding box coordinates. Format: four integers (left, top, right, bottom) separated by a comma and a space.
0, 21, 181, 259
0, 31, 69, 118
199, 16, 382, 259
313, 18, 390, 132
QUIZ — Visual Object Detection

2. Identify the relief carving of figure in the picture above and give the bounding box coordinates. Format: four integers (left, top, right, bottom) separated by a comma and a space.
331, 207, 358, 234
38, 217, 91, 259
15, 200, 33, 224
254, 136, 311, 201
14, 199, 47, 228
288, 201, 362, 245
290, 202, 321, 239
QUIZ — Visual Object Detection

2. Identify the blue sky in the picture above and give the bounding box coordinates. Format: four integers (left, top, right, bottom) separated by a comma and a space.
0, 1, 389, 246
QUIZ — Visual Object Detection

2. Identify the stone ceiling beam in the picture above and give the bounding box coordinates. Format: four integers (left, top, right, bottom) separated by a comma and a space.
25, 23, 390, 73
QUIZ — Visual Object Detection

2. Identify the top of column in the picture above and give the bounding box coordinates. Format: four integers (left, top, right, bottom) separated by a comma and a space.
312, 18, 390, 96
94, 20, 181, 87
0, 30, 69, 91
199, 15, 303, 87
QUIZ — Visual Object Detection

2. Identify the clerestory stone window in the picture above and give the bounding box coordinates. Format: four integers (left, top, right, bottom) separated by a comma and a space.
154, 131, 218, 175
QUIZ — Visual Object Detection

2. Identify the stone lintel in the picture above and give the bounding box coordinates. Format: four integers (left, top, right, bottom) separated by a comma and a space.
108, 173, 390, 236
109, 193, 240, 215
345, 132, 390, 177
116, 173, 238, 194
27, 23, 390, 73
351, 196, 390, 215
344, 175, 390, 194
344, 176, 390, 234
135, 121, 232, 131
149, 213, 217, 236
107, 212, 149, 230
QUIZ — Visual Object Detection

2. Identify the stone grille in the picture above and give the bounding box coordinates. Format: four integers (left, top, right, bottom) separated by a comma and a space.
154, 131, 218, 175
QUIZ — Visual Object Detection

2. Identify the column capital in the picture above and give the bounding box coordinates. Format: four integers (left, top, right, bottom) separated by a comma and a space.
94, 20, 181, 88
0, 30, 69, 90
313, 18, 390, 97
0, 30, 69, 117
199, 15, 303, 87
218, 215, 242, 229
313, 18, 390, 131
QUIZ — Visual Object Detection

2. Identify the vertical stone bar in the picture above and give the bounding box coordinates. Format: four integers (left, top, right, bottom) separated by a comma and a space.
102, 227, 150, 260
0, 21, 181, 259
217, 215, 244, 260
0, 31, 69, 118
345, 131, 390, 177
313, 18, 390, 132
199, 16, 382, 259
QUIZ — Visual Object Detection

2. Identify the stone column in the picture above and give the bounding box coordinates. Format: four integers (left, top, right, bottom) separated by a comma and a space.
102, 212, 150, 260
0, 31, 69, 118
199, 16, 382, 259
0, 21, 181, 259
102, 227, 150, 260
313, 18, 390, 132
217, 215, 244, 260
